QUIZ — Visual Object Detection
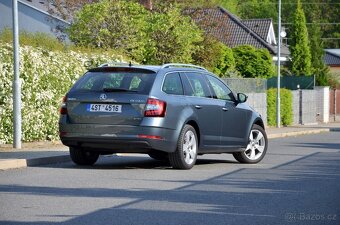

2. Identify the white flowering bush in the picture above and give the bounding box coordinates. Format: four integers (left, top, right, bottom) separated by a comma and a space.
0, 42, 128, 144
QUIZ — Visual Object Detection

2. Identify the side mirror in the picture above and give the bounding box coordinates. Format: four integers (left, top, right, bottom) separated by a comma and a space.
237, 93, 248, 103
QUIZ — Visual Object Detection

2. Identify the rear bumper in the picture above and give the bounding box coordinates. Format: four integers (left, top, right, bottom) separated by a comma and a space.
59, 123, 178, 153
60, 137, 153, 153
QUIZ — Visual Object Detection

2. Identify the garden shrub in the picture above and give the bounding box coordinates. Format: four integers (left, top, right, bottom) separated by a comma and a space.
267, 88, 293, 126
0, 42, 128, 144
0, 28, 65, 51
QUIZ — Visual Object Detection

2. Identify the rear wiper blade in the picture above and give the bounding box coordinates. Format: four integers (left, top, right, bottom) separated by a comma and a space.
102, 88, 137, 92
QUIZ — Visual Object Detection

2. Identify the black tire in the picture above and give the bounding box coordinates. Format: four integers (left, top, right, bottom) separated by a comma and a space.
233, 124, 268, 164
69, 147, 99, 166
148, 151, 169, 161
169, 125, 198, 169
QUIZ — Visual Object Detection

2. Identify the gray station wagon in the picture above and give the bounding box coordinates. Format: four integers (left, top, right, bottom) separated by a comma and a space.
59, 63, 268, 169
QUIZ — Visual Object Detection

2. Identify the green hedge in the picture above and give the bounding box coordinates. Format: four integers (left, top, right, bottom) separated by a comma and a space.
232, 45, 275, 79
267, 88, 293, 126
0, 42, 129, 144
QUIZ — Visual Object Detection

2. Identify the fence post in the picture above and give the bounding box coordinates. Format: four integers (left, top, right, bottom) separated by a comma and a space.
335, 89, 337, 122
299, 88, 302, 124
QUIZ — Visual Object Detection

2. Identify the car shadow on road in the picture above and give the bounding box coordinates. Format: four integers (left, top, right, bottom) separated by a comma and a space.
0, 151, 339, 225
287, 142, 340, 150
34, 155, 239, 170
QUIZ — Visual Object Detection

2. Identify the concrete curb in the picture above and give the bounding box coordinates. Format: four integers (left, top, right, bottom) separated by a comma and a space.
0, 155, 70, 171
268, 128, 330, 139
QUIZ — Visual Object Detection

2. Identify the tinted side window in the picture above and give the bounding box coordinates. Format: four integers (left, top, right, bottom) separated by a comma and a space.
206, 75, 234, 101
183, 72, 211, 98
162, 73, 184, 95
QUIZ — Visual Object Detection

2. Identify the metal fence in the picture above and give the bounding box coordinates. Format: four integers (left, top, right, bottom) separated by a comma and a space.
222, 78, 267, 93
267, 75, 315, 90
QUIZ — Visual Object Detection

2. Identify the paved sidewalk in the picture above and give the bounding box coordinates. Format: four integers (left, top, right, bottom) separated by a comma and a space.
1, 122, 340, 171
0, 142, 68, 170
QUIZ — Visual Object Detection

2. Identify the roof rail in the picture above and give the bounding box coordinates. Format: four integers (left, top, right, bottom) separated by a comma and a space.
161, 63, 208, 71
99, 61, 132, 67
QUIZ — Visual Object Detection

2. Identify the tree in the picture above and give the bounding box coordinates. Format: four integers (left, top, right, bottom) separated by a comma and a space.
237, 0, 276, 21
289, 0, 312, 76
274, 0, 339, 49
68, 0, 149, 61
309, 21, 330, 85
68, 0, 203, 64
143, 6, 203, 64
218, 0, 239, 14
233, 45, 274, 78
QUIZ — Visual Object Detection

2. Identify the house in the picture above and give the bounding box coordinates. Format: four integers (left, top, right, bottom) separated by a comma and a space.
324, 49, 340, 74
188, 7, 290, 62
242, 19, 276, 46
0, 0, 70, 41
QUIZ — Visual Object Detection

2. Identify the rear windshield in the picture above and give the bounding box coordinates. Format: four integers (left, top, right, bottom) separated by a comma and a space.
71, 71, 156, 95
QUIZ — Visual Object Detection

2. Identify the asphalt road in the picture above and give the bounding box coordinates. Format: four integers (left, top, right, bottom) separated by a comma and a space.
0, 132, 339, 225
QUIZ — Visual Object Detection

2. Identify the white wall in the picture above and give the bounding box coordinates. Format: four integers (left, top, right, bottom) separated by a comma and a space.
315, 86, 330, 123
0, 0, 69, 41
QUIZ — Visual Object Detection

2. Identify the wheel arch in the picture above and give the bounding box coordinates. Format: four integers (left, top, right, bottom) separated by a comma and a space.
243, 116, 265, 147
185, 120, 201, 148
253, 117, 265, 130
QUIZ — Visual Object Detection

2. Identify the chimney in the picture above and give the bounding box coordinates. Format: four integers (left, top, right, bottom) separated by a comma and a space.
139, 0, 153, 10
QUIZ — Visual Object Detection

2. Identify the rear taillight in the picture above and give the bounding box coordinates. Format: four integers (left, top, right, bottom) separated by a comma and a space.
59, 96, 67, 115
144, 98, 166, 117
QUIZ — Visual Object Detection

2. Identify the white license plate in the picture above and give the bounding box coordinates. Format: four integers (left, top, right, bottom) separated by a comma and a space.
87, 104, 122, 113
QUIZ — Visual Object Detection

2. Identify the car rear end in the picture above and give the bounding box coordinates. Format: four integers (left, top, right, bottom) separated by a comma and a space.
59, 66, 177, 154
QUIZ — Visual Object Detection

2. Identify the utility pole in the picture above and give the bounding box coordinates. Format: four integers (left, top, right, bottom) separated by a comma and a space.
12, 0, 22, 149
276, 0, 281, 128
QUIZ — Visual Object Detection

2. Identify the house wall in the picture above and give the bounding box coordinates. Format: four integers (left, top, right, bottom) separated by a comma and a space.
0, 0, 69, 40
329, 66, 340, 74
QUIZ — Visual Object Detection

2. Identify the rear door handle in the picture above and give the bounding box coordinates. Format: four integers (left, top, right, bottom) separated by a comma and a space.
222, 107, 229, 111
195, 105, 202, 109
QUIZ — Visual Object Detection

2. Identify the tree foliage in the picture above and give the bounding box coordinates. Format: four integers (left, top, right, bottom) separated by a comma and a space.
289, 0, 312, 76
236, 0, 276, 20
68, 0, 149, 61
233, 45, 274, 78
68, 0, 202, 64
309, 22, 329, 85
213, 45, 236, 77
143, 6, 203, 64
192, 36, 236, 77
